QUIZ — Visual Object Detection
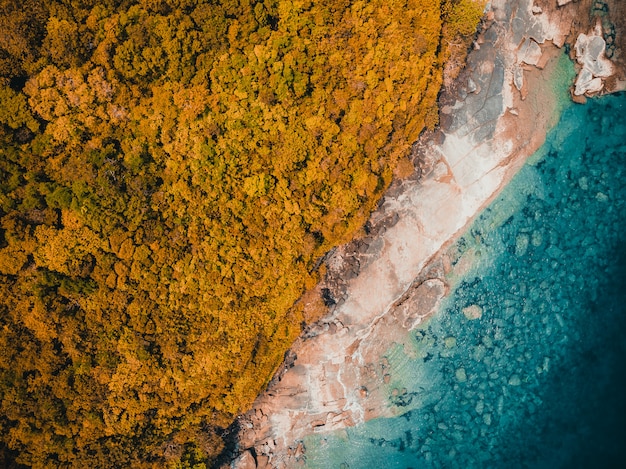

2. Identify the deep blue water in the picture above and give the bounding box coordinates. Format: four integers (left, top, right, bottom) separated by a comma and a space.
302, 92, 626, 468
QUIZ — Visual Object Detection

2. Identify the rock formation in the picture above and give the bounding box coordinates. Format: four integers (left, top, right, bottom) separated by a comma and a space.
230, 1, 626, 467
574, 25, 613, 95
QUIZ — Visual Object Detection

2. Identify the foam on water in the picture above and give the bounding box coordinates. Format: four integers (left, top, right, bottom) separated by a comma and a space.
302, 92, 626, 468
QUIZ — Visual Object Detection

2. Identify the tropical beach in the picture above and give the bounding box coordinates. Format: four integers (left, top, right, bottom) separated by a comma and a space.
232, 0, 626, 467
0, 1, 624, 467
301, 79, 626, 469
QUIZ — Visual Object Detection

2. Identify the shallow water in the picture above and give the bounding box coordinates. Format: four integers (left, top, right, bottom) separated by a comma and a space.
302, 92, 626, 468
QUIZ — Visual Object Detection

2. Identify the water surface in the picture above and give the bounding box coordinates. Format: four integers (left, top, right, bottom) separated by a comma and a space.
303, 92, 626, 468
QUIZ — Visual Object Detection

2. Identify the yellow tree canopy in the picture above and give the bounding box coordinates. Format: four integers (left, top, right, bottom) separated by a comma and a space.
0, 0, 484, 466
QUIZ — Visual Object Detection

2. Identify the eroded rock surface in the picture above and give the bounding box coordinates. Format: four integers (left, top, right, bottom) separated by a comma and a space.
231, 1, 626, 467
574, 24, 614, 95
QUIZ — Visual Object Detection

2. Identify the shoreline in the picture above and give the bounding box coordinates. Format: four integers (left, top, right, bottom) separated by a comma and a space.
230, 1, 626, 467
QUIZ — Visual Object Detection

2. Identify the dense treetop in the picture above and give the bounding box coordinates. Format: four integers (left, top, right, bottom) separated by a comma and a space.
0, 0, 484, 467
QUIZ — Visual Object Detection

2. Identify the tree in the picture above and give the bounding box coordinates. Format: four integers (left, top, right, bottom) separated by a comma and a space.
0, 0, 485, 466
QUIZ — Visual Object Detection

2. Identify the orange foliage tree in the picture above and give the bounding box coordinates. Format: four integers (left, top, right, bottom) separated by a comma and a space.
0, 0, 485, 466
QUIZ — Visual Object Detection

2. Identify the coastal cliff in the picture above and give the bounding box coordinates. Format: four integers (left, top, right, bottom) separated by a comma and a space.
232, 1, 626, 467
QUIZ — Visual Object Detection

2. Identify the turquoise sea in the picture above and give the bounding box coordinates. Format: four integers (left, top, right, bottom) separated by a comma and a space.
302, 90, 626, 467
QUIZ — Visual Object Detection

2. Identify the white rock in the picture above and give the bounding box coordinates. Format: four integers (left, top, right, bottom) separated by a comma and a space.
518, 38, 543, 66
233, 451, 257, 469
467, 77, 478, 94
575, 69, 603, 95
575, 33, 590, 62
573, 30, 614, 95
585, 77, 604, 93
513, 65, 524, 91
578, 35, 612, 77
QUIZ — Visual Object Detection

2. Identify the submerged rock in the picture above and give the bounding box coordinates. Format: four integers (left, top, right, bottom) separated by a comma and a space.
515, 233, 530, 256
508, 375, 522, 386
463, 304, 483, 320
444, 336, 458, 348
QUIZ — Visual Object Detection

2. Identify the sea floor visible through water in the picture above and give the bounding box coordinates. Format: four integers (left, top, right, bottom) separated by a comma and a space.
301, 92, 626, 468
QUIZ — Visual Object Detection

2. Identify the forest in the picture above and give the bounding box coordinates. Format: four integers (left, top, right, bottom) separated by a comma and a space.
0, 0, 484, 467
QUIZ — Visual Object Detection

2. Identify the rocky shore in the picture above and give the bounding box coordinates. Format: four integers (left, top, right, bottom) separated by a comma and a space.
230, 1, 626, 467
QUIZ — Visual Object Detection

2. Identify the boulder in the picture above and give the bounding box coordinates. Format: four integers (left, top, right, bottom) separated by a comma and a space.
234, 450, 257, 469
573, 29, 613, 95
518, 38, 543, 66
463, 304, 483, 320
